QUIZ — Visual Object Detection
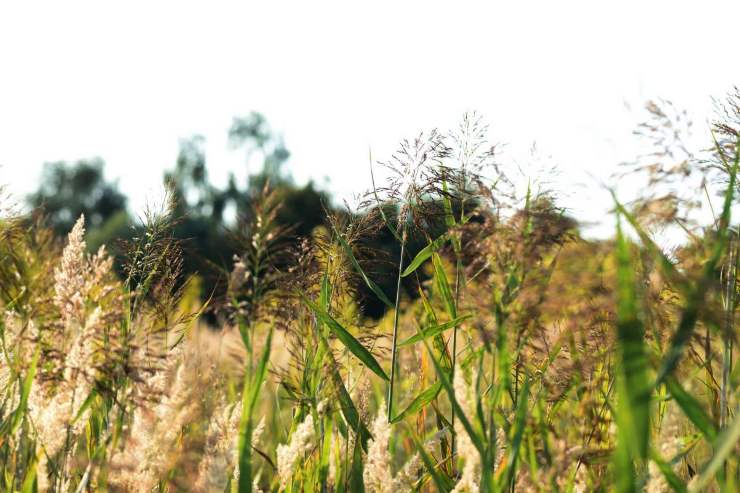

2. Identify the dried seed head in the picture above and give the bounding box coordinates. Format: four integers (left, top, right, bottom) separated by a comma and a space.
54, 215, 87, 326
276, 413, 315, 489
364, 402, 393, 493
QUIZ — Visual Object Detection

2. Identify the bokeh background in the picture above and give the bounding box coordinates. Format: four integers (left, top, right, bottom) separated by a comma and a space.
1, 1, 739, 315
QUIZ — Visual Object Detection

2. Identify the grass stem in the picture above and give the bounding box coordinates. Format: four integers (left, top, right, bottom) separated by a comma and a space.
387, 232, 406, 422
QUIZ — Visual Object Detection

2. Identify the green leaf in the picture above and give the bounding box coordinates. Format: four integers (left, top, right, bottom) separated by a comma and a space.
665, 377, 717, 441
398, 315, 471, 347
418, 287, 452, 372
10, 348, 38, 435
237, 326, 274, 493
612, 194, 687, 294
502, 378, 530, 489
332, 224, 393, 308
320, 271, 330, 310
424, 339, 484, 455
313, 307, 372, 452
391, 382, 442, 423
247, 327, 273, 416
432, 253, 457, 319
401, 233, 449, 277
649, 448, 687, 493
329, 351, 372, 451
72, 389, 97, 425
302, 295, 389, 381
613, 212, 651, 491
655, 144, 738, 386
349, 429, 366, 492
409, 429, 454, 492
688, 407, 740, 493
19, 455, 37, 493
319, 413, 333, 489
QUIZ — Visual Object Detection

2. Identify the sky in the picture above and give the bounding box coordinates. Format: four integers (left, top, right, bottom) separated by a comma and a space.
1, 1, 739, 237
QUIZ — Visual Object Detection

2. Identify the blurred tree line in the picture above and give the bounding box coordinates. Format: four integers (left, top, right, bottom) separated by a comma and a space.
27, 113, 433, 319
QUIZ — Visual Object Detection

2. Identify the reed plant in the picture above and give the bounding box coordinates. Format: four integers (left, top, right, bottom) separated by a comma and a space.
1, 93, 739, 492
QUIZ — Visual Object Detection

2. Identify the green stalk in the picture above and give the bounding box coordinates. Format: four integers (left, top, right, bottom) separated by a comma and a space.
721, 232, 735, 430
448, 164, 467, 464
387, 230, 407, 421
450, 248, 462, 464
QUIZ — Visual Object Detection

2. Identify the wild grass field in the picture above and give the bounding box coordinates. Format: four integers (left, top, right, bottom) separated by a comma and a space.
1, 94, 739, 492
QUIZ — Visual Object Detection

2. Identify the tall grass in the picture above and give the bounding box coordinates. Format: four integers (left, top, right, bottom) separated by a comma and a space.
1, 94, 739, 492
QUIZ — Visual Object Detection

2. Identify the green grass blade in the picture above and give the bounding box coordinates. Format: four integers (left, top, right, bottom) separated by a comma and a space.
320, 271, 330, 310
502, 378, 530, 489
10, 348, 38, 435
319, 413, 333, 489
409, 429, 454, 492
687, 407, 740, 493
649, 448, 687, 493
391, 382, 442, 423
72, 389, 97, 425
432, 253, 457, 319
302, 295, 389, 381
248, 327, 273, 415
613, 212, 651, 491
331, 223, 394, 308
398, 315, 471, 347
612, 194, 688, 294
236, 400, 255, 493
665, 377, 717, 441
401, 233, 449, 277
237, 326, 274, 493
441, 174, 456, 229
315, 324, 372, 451
418, 287, 452, 372
349, 435, 366, 492
424, 339, 484, 455
19, 456, 37, 493
655, 145, 738, 386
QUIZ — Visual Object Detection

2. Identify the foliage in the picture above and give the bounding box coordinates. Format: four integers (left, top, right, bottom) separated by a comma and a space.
2, 98, 740, 492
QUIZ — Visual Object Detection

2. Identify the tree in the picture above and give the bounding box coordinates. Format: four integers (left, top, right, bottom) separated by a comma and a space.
27, 114, 403, 319
229, 112, 290, 188
28, 158, 128, 236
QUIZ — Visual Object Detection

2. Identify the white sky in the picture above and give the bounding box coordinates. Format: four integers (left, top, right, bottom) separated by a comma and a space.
1, 1, 738, 236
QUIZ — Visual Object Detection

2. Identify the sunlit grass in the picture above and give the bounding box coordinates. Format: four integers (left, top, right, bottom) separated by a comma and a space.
1, 100, 739, 492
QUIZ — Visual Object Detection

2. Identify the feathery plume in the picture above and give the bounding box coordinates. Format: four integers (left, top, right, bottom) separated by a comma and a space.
451, 370, 480, 493
195, 401, 248, 492
364, 402, 422, 493
364, 402, 393, 493
54, 215, 87, 326
276, 413, 315, 489
392, 453, 421, 492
